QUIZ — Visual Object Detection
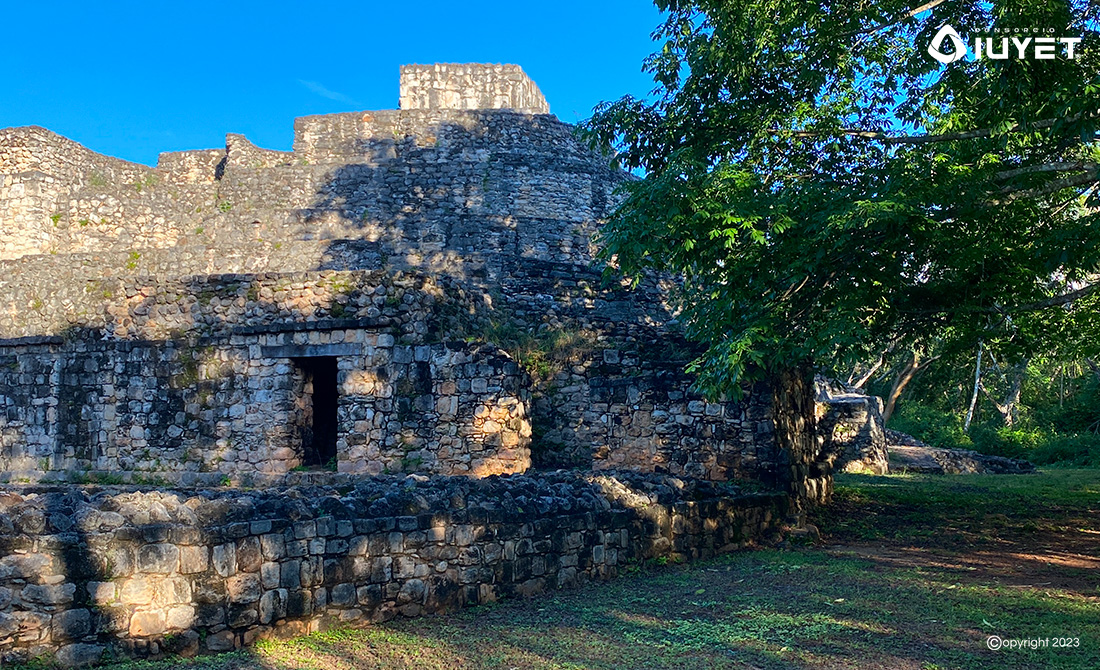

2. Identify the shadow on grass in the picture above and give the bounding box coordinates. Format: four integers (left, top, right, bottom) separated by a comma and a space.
93, 544, 1100, 670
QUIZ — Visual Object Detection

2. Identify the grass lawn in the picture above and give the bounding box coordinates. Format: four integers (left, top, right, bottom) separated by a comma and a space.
101, 469, 1100, 670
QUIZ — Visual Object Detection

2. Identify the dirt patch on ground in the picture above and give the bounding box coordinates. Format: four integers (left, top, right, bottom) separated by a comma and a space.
813, 470, 1100, 597
825, 544, 1100, 596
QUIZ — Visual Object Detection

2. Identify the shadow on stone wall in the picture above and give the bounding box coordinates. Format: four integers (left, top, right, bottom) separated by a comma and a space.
293, 115, 622, 282
0, 471, 790, 666
0, 264, 531, 483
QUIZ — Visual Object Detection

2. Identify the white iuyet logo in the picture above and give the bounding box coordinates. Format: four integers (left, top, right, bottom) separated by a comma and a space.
927, 24, 1082, 62
928, 25, 968, 63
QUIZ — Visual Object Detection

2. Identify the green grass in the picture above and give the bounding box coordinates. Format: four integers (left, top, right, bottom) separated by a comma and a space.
817, 470, 1099, 545
89, 470, 1100, 670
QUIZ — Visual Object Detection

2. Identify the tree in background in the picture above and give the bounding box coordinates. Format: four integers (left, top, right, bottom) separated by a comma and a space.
584, 1, 1100, 475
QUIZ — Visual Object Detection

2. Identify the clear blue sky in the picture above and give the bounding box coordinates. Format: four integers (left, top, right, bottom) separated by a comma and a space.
2, 1, 663, 166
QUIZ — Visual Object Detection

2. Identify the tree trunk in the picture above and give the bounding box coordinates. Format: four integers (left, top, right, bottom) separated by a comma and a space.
978, 358, 1028, 427
1002, 361, 1027, 428
1086, 358, 1100, 384
964, 345, 982, 432
772, 362, 828, 510
882, 349, 920, 423
850, 355, 885, 390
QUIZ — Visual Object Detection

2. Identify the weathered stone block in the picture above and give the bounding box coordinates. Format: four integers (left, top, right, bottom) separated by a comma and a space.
193, 603, 225, 627
330, 583, 356, 607
22, 583, 75, 605
286, 589, 312, 618
260, 561, 280, 589
155, 576, 192, 606
206, 630, 236, 652
279, 560, 301, 589
50, 609, 92, 641
137, 543, 180, 574
227, 604, 258, 628
212, 543, 237, 577
179, 545, 209, 574
236, 536, 261, 573
259, 588, 288, 624
129, 610, 165, 637
3, 553, 54, 581
165, 605, 195, 630
260, 533, 286, 560
55, 643, 104, 668
226, 573, 261, 604
397, 579, 426, 605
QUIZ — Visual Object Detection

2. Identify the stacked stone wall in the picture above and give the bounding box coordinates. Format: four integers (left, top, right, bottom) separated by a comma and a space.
0, 110, 624, 292
813, 378, 890, 476
0, 472, 785, 666
0, 315, 531, 484
399, 64, 550, 114
0, 127, 195, 261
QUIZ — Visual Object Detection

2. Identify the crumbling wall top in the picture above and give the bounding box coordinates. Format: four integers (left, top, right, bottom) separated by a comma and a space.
399, 63, 550, 114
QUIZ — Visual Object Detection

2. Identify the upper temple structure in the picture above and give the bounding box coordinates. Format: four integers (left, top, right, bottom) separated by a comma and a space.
0, 63, 867, 493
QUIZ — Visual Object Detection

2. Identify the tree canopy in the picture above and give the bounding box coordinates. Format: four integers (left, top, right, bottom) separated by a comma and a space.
584, 0, 1100, 395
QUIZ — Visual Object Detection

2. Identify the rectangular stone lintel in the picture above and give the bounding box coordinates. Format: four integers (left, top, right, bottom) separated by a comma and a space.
260, 343, 361, 359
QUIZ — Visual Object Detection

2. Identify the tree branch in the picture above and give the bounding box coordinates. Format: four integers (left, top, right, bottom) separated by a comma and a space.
995, 162, 1100, 181
767, 113, 1095, 145
996, 169, 1100, 203
977, 380, 1009, 416
1011, 282, 1100, 312
887, 115, 1094, 145
839, 0, 948, 39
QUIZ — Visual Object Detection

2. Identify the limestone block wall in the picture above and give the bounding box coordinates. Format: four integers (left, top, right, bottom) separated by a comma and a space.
0, 127, 196, 262
815, 381, 889, 476
0, 269, 446, 342
156, 150, 224, 185
817, 397, 888, 475
0, 127, 152, 187
519, 335, 778, 481
0, 64, 826, 493
0, 171, 59, 259
341, 342, 531, 478
0, 243, 396, 341
0, 326, 530, 485
0, 472, 786, 666
1, 106, 624, 286
399, 64, 550, 114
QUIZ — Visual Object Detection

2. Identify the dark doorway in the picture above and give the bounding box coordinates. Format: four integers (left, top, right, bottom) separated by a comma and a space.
295, 357, 339, 468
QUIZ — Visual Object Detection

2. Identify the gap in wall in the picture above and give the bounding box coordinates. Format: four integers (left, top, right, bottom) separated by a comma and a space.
293, 356, 339, 468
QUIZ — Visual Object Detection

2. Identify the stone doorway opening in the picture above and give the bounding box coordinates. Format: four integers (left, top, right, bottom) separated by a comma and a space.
294, 356, 339, 468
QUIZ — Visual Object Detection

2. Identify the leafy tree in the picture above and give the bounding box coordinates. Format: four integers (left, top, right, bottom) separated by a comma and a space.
583, 1, 1100, 489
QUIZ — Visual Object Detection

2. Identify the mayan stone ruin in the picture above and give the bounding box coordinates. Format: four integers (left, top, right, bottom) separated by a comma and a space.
0, 64, 872, 665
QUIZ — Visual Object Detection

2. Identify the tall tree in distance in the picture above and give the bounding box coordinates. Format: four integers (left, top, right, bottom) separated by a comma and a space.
584, 1, 1100, 496
583, 1, 1100, 488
